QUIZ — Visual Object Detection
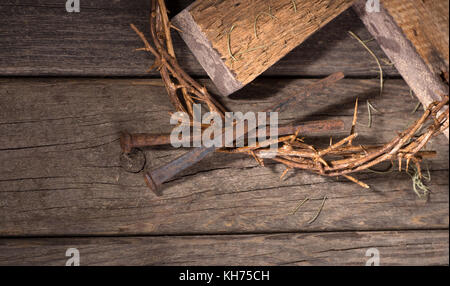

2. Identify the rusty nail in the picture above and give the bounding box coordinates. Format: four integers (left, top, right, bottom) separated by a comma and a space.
120, 119, 344, 154
143, 119, 345, 195
141, 72, 345, 193
120, 131, 172, 154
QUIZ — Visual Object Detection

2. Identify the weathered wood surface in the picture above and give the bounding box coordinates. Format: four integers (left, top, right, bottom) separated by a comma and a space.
353, 0, 449, 139
0, 0, 399, 77
381, 0, 449, 80
0, 78, 448, 237
0, 230, 447, 266
173, 0, 356, 95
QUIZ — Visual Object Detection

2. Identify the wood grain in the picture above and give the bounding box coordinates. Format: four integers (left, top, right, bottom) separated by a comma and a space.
175, 0, 356, 95
0, 230, 447, 266
1, 0, 447, 266
353, 0, 449, 139
381, 0, 449, 80
0, 1, 399, 77
0, 78, 448, 237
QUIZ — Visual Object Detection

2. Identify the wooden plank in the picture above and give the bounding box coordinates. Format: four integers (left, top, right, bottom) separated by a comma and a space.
381, 0, 449, 81
353, 1, 449, 139
0, 230, 447, 265
173, 0, 356, 95
0, 1, 399, 77
0, 78, 448, 236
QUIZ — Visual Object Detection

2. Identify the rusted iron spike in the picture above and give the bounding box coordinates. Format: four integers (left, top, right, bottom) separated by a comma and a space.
144, 72, 345, 194
143, 119, 344, 195
120, 119, 345, 154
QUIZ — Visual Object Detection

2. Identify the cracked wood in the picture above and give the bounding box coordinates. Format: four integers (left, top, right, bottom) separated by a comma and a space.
0, 78, 448, 237
0, 230, 447, 265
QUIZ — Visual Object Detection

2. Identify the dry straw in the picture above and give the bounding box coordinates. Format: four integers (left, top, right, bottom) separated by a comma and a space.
349, 31, 384, 97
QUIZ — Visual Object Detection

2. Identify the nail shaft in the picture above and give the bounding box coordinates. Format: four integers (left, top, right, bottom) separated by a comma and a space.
120, 119, 345, 153
143, 72, 345, 194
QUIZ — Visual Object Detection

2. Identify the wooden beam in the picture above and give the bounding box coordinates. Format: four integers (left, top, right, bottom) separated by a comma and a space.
382, 0, 449, 81
172, 0, 356, 95
353, 0, 449, 139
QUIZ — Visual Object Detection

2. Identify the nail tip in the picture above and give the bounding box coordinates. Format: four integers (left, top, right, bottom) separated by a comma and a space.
144, 172, 162, 196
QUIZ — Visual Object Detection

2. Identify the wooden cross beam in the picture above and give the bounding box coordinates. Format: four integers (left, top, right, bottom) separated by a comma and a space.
353, 0, 449, 138
172, 0, 356, 96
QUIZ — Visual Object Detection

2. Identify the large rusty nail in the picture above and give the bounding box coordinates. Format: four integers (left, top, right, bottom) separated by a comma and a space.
120, 120, 344, 154
141, 72, 345, 194
144, 146, 215, 195
143, 119, 345, 194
